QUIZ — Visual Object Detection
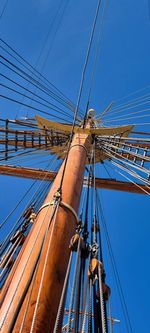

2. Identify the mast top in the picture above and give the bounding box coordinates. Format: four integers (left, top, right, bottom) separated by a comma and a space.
87, 108, 96, 119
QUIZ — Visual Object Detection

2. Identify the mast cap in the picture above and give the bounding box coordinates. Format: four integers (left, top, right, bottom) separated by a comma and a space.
87, 108, 95, 118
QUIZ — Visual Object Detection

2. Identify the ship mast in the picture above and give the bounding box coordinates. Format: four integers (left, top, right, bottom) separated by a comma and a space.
0, 108, 149, 332
0, 118, 92, 332
0, 1, 150, 331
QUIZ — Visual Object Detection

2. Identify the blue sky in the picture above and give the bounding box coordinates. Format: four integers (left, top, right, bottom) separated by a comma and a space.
0, 1, 150, 332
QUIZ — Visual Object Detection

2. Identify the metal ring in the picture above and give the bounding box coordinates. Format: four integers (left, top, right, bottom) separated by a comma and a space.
70, 143, 88, 156
37, 201, 78, 225
60, 201, 78, 225
37, 202, 53, 215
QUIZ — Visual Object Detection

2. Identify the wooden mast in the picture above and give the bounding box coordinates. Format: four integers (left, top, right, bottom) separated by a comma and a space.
0, 131, 91, 332
1, 113, 147, 332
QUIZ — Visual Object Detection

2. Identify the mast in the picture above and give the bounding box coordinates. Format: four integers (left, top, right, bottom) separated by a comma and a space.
0, 1, 150, 331
0, 129, 91, 332
0, 111, 149, 333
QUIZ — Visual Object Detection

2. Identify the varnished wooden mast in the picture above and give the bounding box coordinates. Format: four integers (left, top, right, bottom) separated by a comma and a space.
0, 132, 91, 332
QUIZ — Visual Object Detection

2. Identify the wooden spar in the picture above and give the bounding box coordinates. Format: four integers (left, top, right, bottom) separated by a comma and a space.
92, 178, 150, 194
0, 165, 56, 180
0, 165, 149, 194
0, 132, 91, 333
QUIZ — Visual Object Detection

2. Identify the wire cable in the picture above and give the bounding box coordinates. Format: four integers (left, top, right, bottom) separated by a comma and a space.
0, 94, 72, 123
0, 0, 9, 19
0, 73, 76, 119
79, 0, 102, 125
0, 38, 80, 115
0, 55, 78, 114
86, 0, 107, 111
0, 82, 74, 121
96, 191, 133, 333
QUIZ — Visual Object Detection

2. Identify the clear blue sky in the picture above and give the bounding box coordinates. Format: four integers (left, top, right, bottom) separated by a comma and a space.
0, 1, 150, 332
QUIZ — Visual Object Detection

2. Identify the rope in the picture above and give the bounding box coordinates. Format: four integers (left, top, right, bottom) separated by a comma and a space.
108, 298, 113, 333
0, 141, 60, 163
0, 56, 76, 117
0, 53, 75, 113
0, 155, 58, 255
98, 136, 150, 152
88, 279, 93, 333
79, 152, 94, 223
19, 257, 40, 333
100, 140, 150, 168
113, 84, 150, 104
0, 78, 74, 120
53, 252, 73, 333
102, 145, 150, 186
36, 0, 72, 93
98, 193, 133, 333
0, 94, 71, 123
54, 18, 99, 190
18, 181, 60, 333
105, 159, 150, 195
74, 258, 82, 333
0, 38, 80, 116
95, 190, 103, 263
0, 236, 23, 279
86, 0, 107, 112
80, 276, 89, 333
104, 95, 150, 117
93, 139, 97, 244
111, 153, 150, 188
96, 192, 133, 333
0, 198, 56, 330
83, 169, 91, 238
80, 0, 102, 125
93, 284, 99, 333
29, 200, 60, 332
0, 143, 66, 166
110, 162, 150, 195
49, 28, 95, 191
103, 112, 150, 123
103, 107, 150, 123
66, 239, 81, 333
98, 264, 107, 333
110, 92, 150, 112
